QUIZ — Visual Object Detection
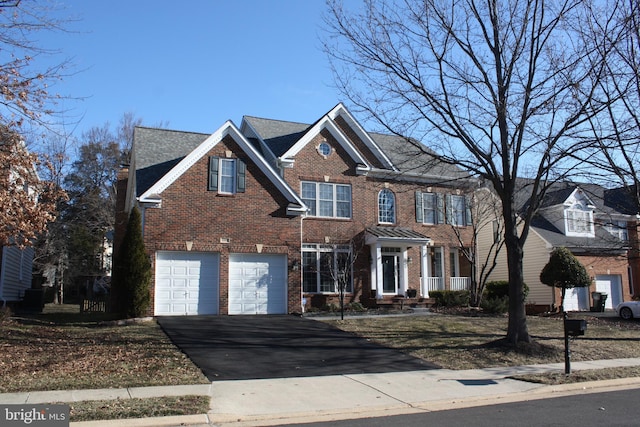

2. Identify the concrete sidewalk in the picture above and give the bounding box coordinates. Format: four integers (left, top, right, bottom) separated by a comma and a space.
2, 358, 640, 427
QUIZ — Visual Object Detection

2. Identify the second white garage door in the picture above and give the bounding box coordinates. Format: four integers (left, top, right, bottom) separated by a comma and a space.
229, 253, 287, 315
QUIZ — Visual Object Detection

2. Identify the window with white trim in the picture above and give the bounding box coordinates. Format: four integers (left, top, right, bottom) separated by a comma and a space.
301, 181, 351, 218
378, 189, 395, 224
605, 220, 628, 241
447, 194, 469, 226
208, 156, 246, 194
416, 192, 444, 224
565, 204, 594, 236
302, 244, 352, 293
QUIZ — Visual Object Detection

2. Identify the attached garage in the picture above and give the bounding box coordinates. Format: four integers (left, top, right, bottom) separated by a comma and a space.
595, 274, 623, 310
563, 286, 590, 311
228, 253, 287, 315
155, 251, 220, 316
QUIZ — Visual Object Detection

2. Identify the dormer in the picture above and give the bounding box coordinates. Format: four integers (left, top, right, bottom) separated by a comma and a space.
538, 187, 596, 238
558, 188, 596, 237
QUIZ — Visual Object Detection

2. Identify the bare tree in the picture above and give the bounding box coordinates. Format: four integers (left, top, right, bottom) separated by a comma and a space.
0, 0, 73, 247
324, 0, 617, 344
449, 186, 504, 307
580, 0, 639, 202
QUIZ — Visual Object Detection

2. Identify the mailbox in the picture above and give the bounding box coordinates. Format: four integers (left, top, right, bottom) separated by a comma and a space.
565, 319, 587, 337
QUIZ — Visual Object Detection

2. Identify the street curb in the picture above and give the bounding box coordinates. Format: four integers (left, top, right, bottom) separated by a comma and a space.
70, 413, 212, 427
89, 377, 639, 427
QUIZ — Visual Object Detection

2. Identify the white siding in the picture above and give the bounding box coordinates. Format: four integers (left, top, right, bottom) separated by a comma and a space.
0, 246, 34, 302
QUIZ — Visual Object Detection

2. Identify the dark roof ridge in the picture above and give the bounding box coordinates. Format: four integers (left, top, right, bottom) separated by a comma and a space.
134, 125, 212, 136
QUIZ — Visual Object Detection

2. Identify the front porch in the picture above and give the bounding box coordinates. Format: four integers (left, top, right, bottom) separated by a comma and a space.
424, 276, 472, 293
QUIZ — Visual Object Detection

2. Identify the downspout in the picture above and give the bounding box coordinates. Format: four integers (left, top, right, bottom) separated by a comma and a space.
300, 213, 304, 314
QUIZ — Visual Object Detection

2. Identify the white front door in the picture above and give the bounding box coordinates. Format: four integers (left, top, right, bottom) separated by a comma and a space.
228, 254, 287, 315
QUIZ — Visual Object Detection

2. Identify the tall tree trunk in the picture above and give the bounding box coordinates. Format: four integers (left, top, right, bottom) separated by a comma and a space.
503, 207, 531, 344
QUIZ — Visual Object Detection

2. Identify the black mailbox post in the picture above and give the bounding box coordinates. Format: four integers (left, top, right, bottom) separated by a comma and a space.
563, 314, 587, 374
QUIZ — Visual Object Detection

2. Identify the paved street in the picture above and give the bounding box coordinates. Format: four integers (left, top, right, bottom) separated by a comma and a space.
276, 387, 640, 427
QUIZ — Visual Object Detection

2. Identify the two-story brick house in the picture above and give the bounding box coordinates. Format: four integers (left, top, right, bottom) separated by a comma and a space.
115, 103, 476, 316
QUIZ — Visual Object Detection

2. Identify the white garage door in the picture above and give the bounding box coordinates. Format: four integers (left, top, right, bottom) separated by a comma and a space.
229, 253, 287, 315
155, 251, 219, 316
595, 274, 623, 310
563, 286, 590, 311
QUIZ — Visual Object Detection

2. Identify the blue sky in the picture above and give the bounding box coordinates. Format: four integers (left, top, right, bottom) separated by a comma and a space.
45, 0, 342, 137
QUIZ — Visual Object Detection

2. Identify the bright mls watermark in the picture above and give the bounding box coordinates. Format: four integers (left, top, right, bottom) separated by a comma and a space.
1, 405, 69, 426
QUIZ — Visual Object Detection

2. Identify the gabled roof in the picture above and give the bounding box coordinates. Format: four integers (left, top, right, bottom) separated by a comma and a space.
241, 103, 471, 184
241, 116, 309, 157
243, 104, 379, 174
133, 122, 307, 216
512, 180, 633, 254
530, 214, 627, 254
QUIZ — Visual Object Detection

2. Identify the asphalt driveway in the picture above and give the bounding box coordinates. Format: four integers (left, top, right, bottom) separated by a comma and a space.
157, 315, 438, 381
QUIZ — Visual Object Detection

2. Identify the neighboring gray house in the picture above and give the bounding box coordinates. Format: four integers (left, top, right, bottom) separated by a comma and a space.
0, 245, 34, 305
479, 180, 634, 312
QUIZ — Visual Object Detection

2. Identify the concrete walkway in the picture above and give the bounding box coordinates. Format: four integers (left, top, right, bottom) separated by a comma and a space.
2, 358, 640, 427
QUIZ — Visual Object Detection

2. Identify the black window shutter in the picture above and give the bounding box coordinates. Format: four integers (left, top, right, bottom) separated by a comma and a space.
208, 156, 219, 191
415, 191, 423, 223
437, 193, 445, 224
236, 159, 246, 193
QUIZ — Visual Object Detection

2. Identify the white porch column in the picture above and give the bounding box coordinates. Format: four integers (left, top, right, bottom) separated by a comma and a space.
400, 248, 410, 295
421, 244, 429, 298
370, 243, 383, 299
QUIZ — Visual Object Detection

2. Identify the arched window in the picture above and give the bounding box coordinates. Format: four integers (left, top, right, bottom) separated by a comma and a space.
378, 189, 395, 224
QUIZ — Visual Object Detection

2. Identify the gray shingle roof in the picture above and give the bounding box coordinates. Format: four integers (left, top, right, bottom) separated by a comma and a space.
244, 116, 470, 182
243, 116, 310, 157
366, 226, 430, 241
517, 180, 632, 254
531, 215, 626, 254
369, 132, 471, 181
134, 126, 210, 195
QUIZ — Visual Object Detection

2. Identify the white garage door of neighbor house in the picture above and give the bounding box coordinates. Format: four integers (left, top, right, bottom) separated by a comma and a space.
228, 253, 287, 315
563, 286, 590, 311
595, 274, 623, 310
155, 251, 220, 316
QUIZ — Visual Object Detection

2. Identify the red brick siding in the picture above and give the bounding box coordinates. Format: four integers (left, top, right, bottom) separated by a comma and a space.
552, 253, 632, 308
284, 131, 474, 305
142, 135, 302, 315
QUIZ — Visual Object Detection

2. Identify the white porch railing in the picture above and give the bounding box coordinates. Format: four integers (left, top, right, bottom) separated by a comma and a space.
450, 277, 471, 291
425, 277, 444, 291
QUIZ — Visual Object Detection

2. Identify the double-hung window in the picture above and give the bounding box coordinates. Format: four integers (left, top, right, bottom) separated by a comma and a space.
302, 244, 352, 293
565, 205, 594, 236
378, 189, 395, 224
605, 221, 628, 241
301, 181, 351, 218
447, 194, 468, 226
416, 191, 444, 224
208, 156, 246, 194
